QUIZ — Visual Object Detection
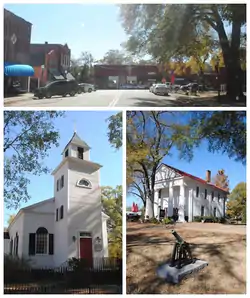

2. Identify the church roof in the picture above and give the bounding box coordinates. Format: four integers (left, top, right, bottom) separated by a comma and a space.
63, 132, 91, 152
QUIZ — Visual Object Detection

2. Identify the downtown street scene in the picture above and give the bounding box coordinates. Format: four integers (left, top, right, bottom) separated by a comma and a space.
4, 3, 246, 107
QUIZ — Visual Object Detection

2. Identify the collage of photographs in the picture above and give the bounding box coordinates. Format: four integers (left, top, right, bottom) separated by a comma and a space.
2, 1, 247, 296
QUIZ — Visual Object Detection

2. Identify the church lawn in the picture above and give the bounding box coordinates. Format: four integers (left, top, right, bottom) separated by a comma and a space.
126, 222, 246, 294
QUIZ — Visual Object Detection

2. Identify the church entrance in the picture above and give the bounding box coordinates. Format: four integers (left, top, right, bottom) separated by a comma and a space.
79, 233, 93, 267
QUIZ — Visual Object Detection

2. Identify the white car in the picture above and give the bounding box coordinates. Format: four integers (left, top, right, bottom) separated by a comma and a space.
153, 84, 170, 96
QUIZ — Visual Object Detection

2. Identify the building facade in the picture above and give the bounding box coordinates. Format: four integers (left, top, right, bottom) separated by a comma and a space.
94, 64, 161, 89
4, 132, 109, 268
30, 42, 72, 88
145, 164, 228, 222
4, 9, 34, 92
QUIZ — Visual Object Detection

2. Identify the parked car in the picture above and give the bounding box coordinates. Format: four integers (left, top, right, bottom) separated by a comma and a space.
180, 83, 199, 95
153, 83, 170, 96
78, 83, 96, 93
34, 80, 79, 99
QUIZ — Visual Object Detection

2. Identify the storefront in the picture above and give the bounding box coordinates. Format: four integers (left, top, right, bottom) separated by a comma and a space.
4, 62, 35, 96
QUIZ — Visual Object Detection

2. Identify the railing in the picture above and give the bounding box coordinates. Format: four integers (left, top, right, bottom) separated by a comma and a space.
4, 257, 122, 293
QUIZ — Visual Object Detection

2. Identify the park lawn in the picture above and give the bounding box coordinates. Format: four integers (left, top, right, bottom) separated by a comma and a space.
126, 222, 246, 294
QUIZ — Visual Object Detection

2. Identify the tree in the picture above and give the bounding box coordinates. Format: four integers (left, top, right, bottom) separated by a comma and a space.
226, 182, 246, 223
99, 49, 133, 64
127, 111, 198, 216
70, 51, 94, 82
101, 186, 122, 258
212, 169, 229, 191
7, 214, 16, 226
127, 111, 246, 217
119, 4, 246, 99
189, 111, 246, 165
4, 111, 65, 209
106, 112, 123, 150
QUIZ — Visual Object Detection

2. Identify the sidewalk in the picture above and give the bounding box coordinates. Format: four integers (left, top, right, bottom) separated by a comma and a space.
4, 93, 33, 105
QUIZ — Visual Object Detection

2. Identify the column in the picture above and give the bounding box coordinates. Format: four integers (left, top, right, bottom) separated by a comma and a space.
178, 182, 185, 222
145, 195, 153, 219
188, 189, 193, 222
154, 190, 159, 219
168, 182, 173, 217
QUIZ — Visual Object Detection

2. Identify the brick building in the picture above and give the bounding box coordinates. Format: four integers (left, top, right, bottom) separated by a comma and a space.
94, 64, 161, 89
4, 9, 34, 92
29, 42, 72, 88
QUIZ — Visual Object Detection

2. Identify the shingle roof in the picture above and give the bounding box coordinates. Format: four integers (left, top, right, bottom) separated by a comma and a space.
63, 132, 91, 153
163, 163, 229, 193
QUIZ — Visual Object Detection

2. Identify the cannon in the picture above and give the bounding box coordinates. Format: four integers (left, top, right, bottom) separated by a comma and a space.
170, 230, 195, 269
156, 230, 208, 284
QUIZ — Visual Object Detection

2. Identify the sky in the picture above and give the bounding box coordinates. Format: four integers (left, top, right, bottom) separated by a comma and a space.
4, 3, 127, 60
127, 114, 246, 208
4, 111, 122, 226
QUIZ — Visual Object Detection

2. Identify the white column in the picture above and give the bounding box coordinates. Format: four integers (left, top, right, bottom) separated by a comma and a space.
168, 182, 173, 216
145, 195, 153, 219
154, 190, 159, 219
178, 182, 185, 222
188, 189, 193, 222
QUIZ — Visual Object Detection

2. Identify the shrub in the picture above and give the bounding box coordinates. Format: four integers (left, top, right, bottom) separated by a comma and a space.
219, 217, 226, 224
193, 216, 202, 222
149, 217, 160, 224
4, 254, 31, 283
162, 217, 172, 225
185, 216, 189, 222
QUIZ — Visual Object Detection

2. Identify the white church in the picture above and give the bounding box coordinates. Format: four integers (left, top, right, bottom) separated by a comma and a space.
4, 132, 109, 268
145, 163, 228, 222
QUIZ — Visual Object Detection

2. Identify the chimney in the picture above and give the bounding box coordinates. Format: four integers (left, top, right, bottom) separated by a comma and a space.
45, 41, 48, 45
206, 170, 211, 183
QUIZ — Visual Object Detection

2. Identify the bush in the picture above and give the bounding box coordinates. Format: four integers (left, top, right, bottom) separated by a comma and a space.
162, 217, 173, 225
219, 217, 226, 224
4, 254, 31, 283
193, 216, 202, 222
149, 217, 160, 224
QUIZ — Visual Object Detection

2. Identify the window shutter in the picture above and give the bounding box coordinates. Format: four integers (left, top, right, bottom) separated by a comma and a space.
16, 235, 19, 255
29, 233, 35, 255
49, 234, 54, 255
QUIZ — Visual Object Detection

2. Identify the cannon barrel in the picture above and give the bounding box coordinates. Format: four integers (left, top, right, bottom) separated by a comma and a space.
171, 230, 185, 243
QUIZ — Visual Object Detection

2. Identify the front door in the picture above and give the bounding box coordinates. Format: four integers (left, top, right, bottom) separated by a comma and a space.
80, 237, 93, 267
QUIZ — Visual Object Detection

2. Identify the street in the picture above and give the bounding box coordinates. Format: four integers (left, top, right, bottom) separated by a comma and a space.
4, 89, 240, 107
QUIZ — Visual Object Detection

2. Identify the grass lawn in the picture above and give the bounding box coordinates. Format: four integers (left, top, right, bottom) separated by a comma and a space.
126, 222, 246, 294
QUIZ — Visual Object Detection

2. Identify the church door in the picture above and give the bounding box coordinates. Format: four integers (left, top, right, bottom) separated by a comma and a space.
79, 237, 93, 267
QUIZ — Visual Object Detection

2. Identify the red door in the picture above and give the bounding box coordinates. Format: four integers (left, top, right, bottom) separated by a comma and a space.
80, 237, 93, 267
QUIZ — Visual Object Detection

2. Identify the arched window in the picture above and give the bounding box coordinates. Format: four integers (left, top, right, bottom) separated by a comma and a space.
76, 178, 92, 189
36, 227, 48, 254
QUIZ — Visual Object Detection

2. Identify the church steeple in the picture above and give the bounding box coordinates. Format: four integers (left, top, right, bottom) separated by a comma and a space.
62, 132, 91, 161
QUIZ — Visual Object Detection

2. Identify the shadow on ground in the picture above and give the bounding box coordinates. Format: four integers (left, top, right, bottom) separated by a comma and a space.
126, 223, 246, 294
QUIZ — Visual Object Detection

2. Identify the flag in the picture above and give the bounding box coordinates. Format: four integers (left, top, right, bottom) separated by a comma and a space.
171, 71, 175, 84
48, 49, 55, 55
132, 202, 135, 212
135, 204, 139, 212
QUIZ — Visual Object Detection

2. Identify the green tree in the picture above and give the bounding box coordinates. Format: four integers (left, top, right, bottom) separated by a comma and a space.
4, 111, 65, 209
7, 214, 16, 226
102, 186, 122, 258
212, 169, 230, 191
226, 182, 246, 223
99, 49, 133, 64
119, 4, 246, 99
106, 112, 123, 150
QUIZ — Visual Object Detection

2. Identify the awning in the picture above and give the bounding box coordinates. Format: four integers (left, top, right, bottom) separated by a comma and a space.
4, 63, 35, 77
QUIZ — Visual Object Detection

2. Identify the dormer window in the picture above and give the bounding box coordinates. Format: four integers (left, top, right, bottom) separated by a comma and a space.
65, 149, 68, 158
78, 147, 84, 159
76, 178, 92, 188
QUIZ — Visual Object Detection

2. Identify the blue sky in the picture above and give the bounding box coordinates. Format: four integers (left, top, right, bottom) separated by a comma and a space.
4, 111, 122, 225
4, 3, 127, 60
127, 115, 246, 208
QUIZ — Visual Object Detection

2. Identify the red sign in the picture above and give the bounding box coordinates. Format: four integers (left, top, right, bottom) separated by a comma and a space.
171, 74, 175, 84
162, 78, 166, 83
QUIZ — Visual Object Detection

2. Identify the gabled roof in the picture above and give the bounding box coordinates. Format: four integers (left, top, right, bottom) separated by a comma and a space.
63, 132, 91, 153
162, 163, 229, 193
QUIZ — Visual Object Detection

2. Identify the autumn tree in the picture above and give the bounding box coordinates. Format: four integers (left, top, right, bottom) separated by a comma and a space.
119, 4, 246, 99
4, 111, 65, 209
212, 169, 230, 191
7, 214, 16, 226
102, 186, 122, 258
226, 182, 246, 223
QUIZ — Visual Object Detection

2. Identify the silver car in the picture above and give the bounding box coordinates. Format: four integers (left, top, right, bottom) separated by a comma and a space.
153, 84, 170, 95
78, 83, 95, 93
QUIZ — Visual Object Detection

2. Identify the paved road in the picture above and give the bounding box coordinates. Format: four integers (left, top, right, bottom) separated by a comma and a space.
4, 90, 182, 107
